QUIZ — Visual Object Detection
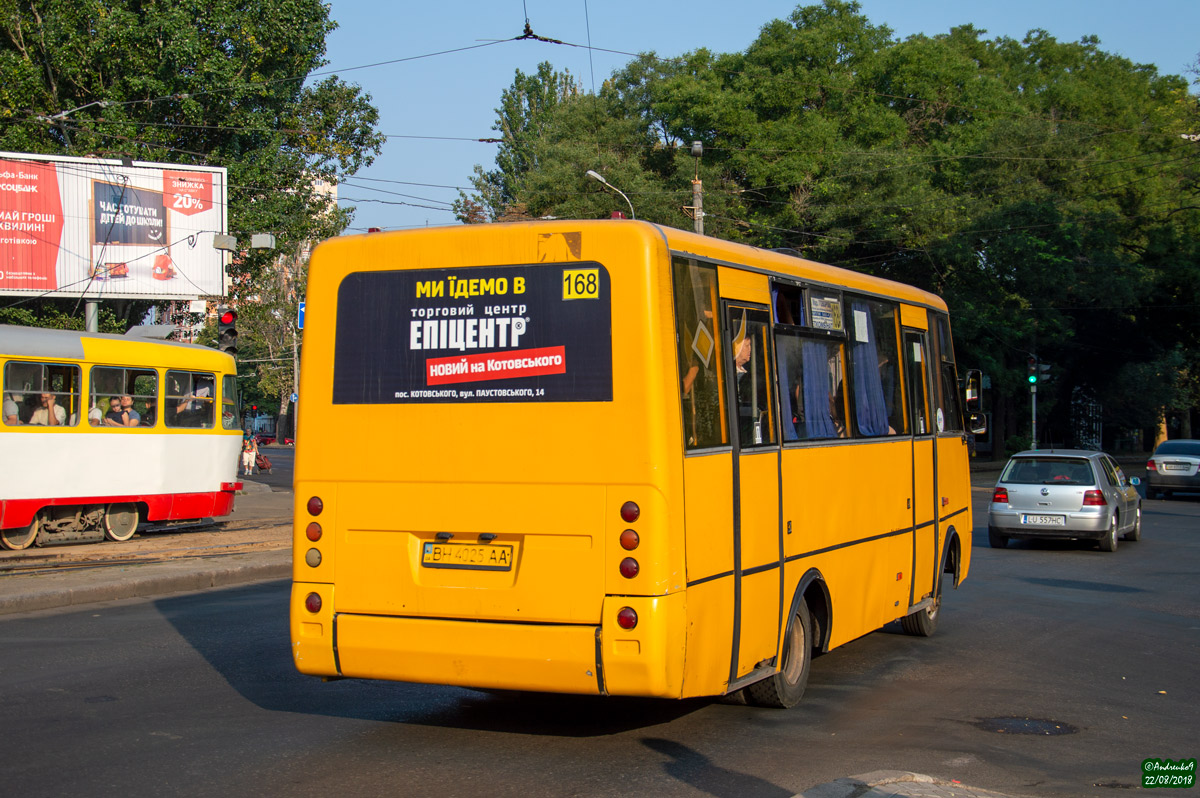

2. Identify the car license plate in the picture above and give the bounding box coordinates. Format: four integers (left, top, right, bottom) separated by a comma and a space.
1162, 464, 1189, 471
1021, 514, 1065, 526
421, 541, 514, 571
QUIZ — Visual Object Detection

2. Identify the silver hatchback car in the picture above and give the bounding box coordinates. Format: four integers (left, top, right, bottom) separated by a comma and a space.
1145, 439, 1200, 499
987, 450, 1142, 552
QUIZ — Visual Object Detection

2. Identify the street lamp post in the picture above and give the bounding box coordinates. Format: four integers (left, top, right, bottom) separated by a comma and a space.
585, 170, 635, 220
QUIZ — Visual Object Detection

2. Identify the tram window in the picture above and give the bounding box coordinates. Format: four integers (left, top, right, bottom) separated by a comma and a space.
166, 370, 216, 428
3, 360, 80, 427
89, 366, 158, 428
775, 332, 846, 441
672, 257, 728, 450
221, 375, 240, 430
847, 299, 903, 437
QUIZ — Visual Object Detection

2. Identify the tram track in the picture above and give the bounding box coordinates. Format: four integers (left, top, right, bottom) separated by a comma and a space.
0, 517, 292, 576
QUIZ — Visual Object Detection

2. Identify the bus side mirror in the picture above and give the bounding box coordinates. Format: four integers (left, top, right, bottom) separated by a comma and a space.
964, 369, 982, 413
964, 369, 986, 435
967, 412, 987, 436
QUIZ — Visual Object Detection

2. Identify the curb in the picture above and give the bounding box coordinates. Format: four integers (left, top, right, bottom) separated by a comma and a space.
798, 771, 1016, 798
0, 551, 291, 615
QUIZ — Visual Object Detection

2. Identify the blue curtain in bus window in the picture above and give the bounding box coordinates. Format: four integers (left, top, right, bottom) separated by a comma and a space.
772, 289, 799, 442
850, 300, 889, 436
801, 339, 837, 439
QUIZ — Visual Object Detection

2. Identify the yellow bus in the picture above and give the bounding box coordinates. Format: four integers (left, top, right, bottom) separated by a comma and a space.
291, 221, 983, 707
1, 325, 243, 549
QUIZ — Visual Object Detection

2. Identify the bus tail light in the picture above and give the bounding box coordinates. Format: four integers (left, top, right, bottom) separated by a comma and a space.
619, 557, 639, 578
992, 487, 1008, 504
620, 529, 639, 550
306, 522, 322, 541
616, 607, 638, 629
620, 501, 640, 523
1082, 490, 1106, 506
307, 496, 324, 516
304, 593, 322, 613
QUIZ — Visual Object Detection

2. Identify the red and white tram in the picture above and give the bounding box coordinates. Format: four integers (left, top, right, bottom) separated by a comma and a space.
1, 325, 242, 549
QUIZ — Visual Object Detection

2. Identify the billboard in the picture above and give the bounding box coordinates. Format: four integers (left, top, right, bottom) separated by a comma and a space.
0, 152, 228, 299
333, 263, 613, 404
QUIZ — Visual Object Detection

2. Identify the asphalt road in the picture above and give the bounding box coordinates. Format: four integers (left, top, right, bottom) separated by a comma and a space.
0, 481, 1196, 797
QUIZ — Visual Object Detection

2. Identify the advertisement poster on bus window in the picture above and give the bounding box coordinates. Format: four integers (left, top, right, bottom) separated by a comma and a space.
0, 151, 228, 299
333, 264, 613, 403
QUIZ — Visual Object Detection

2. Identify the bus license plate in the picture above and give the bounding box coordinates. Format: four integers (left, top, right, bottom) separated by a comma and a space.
1021, 514, 1065, 526
421, 542, 514, 571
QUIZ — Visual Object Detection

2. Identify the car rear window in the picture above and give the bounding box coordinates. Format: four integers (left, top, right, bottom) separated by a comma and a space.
1153, 440, 1200, 457
1001, 457, 1096, 485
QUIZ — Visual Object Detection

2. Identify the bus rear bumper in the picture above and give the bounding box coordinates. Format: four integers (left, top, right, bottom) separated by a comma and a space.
290, 585, 688, 698
335, 612, 604, 695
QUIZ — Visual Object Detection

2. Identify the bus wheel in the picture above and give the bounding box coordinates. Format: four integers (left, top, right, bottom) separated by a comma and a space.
746, 601, 812, 709
901, 588, 940, 637
104, 504, 140, 542
0, 517, 38, 551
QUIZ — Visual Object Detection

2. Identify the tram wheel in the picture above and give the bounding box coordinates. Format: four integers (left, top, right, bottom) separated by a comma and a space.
0, 516, 38, 551
104, 503, 140, 542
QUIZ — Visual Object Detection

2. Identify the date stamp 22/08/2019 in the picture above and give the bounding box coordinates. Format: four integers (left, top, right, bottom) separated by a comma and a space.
1142, 758, 1196, 789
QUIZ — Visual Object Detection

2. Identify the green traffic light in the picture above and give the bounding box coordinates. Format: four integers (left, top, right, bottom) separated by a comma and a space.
1028, 375, 1037, 384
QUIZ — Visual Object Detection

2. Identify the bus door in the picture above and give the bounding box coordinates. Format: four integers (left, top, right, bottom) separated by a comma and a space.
930, 312, 970, 569
722, 303, 783, 683
902, 326, 938, 608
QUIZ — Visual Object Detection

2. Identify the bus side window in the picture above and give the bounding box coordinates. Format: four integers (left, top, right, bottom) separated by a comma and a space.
672, 257, 728, 450
848, 299, 902, 437
775, 332, 846, 441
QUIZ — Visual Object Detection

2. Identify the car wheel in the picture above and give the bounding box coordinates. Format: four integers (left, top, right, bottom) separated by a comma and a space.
1123, 505, 1142, 542
988, 527, 1009, 549
746, 601, 812, 709
1098, 513, 1119, 552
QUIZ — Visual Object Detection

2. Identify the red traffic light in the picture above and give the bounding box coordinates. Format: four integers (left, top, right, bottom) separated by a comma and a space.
219, 309, 236, 325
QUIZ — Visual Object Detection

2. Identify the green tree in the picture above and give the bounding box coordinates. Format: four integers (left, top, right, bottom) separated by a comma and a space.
459, 1, 1200, 449
0, 0, 384, 311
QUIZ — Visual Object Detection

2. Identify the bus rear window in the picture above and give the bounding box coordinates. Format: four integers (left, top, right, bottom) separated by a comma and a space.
332, 264, 613, 404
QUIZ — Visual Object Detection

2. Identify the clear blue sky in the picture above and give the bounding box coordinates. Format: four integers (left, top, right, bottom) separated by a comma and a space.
322, 1, 1199, 233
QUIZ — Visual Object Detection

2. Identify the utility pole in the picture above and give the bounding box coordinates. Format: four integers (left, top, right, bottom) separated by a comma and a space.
691, 141, 704, 235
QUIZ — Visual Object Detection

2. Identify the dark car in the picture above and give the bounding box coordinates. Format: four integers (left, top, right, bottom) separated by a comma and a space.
1146, 439, 1200, 499
987, 449, 1142, 552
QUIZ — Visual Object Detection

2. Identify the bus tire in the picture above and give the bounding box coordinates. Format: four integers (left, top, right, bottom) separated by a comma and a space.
746, 601, 812, 709
104, 504, 140, 542
900, 586, 940, 637
0, 517, 38, 551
